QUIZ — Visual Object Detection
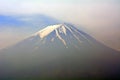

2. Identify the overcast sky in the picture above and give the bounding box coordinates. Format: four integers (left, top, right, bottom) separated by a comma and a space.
0, 0, 120, 24
0, 0, 120, 50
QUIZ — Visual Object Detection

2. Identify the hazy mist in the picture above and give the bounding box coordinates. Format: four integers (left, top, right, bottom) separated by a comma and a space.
0, 0, 120, 51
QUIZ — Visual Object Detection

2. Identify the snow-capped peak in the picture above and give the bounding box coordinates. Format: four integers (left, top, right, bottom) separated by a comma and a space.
34, 24, 67, 39
32, 24, 83, 48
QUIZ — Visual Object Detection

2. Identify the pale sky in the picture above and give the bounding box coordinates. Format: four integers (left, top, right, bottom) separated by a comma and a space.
0, 0, 120, 51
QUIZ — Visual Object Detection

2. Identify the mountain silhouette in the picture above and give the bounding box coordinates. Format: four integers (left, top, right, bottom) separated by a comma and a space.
0, 23, 120, 79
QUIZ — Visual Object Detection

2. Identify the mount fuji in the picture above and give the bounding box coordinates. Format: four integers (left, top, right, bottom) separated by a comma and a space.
0, 23, 120, 79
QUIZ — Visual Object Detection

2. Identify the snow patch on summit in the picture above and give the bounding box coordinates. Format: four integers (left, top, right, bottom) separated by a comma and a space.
55, 29, 67, 46
34, 24, 60, 38
34, 24, 67, 39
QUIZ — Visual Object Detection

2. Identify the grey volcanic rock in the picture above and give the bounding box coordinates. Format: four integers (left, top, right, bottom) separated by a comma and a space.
0, 23, 120, 79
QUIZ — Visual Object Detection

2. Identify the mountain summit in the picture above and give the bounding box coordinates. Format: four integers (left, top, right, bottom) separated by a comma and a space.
34, 24, 67, 38
0, 23, 120, 79
30, 23, 92, 48
33, 24, 68, 46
